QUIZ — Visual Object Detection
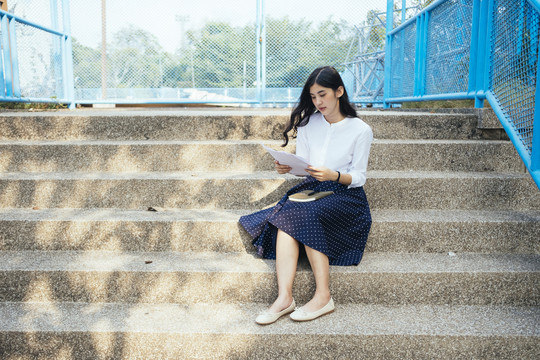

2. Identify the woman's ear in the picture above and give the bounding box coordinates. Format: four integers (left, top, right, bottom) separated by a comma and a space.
336, 86, 344, 98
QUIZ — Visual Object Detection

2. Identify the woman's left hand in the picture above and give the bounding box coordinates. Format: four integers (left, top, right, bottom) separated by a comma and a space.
305, 166, 338, 182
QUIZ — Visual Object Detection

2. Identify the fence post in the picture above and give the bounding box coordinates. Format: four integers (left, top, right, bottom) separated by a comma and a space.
383, 0, 394, 108
260, 0, 266, 104
481, 0, 495, 104
50, 0, 64, 100
256, 0, 262, 104
61, 0, 75, 109
468, 0, 480, 102
414, 12, 428, 97
0, 14, 10, 97
8, 13, 19, 97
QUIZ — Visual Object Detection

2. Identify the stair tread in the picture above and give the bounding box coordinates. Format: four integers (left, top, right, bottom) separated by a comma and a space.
1, 207, 539, 222
0, 250, 537, 273
0, 138, 510, 145
0, 301, 537, 336
0, 109, 471, 117
0, 170, 532, 179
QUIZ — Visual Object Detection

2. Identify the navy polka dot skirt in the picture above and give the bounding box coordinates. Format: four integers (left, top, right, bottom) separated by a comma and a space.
239, 176, 372, 266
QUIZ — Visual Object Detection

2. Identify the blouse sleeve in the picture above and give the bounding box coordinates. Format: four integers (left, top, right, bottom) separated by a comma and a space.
295, 125, 309, 161
347, 126, 373, 188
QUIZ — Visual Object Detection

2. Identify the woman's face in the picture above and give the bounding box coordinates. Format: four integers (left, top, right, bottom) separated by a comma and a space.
309, 83, 344, 120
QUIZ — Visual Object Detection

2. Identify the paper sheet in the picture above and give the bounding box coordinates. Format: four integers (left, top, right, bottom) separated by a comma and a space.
262, 145, 310, 176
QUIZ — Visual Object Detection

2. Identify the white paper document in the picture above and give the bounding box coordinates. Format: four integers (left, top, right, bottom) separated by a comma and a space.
262, 145, 310, 176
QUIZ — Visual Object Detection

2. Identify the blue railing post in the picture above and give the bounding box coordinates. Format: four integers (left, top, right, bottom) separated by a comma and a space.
414, 14, 423, 96
468, 0, 480, 102
0, 14, 10, 97
414, 12, 428, 97
482, 0, 495, 101
8, 15, 20, 97
383, 0, 394, 108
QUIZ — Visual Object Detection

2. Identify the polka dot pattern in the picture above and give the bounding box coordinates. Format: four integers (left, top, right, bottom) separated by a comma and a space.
239, 176, 372, 266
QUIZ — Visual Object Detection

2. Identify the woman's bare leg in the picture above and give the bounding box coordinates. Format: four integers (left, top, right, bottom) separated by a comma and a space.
302, 245, 332, 312
268, 229, 300, 313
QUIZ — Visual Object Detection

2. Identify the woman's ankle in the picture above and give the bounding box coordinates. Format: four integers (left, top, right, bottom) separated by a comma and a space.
269, 294, 294, 312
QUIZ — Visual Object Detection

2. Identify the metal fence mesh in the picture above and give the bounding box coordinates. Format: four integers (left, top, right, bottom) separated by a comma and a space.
8, 0, 64, 29
3, 1, 428, 105
390, 20, 416, 98
70, 0, 260, 102
0, 0, 66, 101
491, 0, 538, 155
14, 22, 64, 99
68, 0, 390, 104
263, 2, 370, 102
425, 0, 473, 95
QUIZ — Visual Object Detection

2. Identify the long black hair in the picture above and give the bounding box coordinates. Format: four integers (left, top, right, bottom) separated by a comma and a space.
282, 66, 357, 147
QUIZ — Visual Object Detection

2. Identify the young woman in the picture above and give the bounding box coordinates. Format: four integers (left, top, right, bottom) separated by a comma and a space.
239, 66, 373, 324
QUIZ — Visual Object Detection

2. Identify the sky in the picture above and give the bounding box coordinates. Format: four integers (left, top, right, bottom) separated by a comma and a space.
10, 0, 389, 53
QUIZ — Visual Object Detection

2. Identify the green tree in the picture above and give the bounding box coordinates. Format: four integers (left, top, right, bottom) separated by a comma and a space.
187, 22, 256, 88
264, 16, 356, 87
72, 38, 101, 88
109, 25, 178, 88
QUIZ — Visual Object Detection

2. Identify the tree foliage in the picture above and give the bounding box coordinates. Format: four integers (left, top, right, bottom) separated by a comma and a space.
72, 17, 360, 89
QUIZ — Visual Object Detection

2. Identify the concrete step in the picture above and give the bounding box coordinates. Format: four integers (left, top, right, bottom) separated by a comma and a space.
0, 139, 521, 173
0, 251, 538, 305
0, 208, 538, 254
0, 109, 481, 140
0, 171, 538, 210
0, 302, 537, 359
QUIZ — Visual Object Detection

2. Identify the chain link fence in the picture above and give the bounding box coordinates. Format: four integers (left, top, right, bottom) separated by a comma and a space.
491, 0, 537, 155
4, 1, 431, 105
2, 0, 67, 101
425, 0, 473, 95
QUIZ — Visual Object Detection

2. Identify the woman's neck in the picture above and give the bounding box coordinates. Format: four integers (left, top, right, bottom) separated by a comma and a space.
324, 112, 346, 124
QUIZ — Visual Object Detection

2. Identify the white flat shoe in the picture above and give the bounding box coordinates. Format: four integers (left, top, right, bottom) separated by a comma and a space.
255, 299, 296, 325
290, 298, 334, 322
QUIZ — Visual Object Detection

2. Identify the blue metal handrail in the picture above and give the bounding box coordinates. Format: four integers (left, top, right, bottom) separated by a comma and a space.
384, 0, 540, 189
0, 1, 74, 108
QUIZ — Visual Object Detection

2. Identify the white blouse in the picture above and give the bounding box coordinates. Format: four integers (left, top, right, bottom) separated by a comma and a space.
296, 112, 373, 188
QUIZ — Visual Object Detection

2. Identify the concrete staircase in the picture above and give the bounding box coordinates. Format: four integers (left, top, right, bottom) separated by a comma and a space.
0, 108, 538, 359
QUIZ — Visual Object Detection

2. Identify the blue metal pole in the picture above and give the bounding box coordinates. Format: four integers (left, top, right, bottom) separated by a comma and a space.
475, 0, 490, 107
0, 15, 6, 97
416, 12, 428, 97
468, 0, 480, 94
61, 0, 75, 109
8, 16, 20, 97
414, 15, 422, 96
482, 0, 495, 94
384, 0, 394, 108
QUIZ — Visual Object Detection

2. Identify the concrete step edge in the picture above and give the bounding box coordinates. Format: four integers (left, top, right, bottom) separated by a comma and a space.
0, 251, 537, 274
1, 208, 539, 223
0, 139, 510, 145
0, 170, 533, 180
0, 301, 537, 336
1, 251, 537, 305
0, 109, 476, 118
1, 209, 537, 254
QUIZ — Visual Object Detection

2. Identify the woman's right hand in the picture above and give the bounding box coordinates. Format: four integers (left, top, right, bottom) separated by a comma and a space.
274, 160, 292, 174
